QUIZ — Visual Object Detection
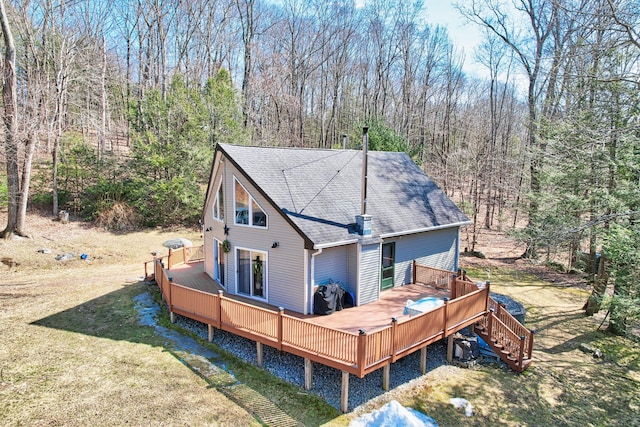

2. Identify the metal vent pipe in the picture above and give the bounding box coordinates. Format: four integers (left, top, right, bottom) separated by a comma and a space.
361, 127, 369, 216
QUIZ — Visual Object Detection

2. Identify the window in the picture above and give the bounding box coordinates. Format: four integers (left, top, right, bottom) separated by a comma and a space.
214, 239, 225, 287
234, 178, 267, 228
213, 182, 224, 221
237, 248, 266, 298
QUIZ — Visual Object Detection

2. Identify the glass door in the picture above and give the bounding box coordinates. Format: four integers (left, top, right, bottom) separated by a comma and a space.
381, 242, 395, 290
237, 248, 266, 298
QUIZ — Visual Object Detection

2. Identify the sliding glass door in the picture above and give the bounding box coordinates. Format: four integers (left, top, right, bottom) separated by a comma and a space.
236, 248, 266, 298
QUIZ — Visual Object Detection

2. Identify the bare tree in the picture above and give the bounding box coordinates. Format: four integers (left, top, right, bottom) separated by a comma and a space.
0, 0, 21, 237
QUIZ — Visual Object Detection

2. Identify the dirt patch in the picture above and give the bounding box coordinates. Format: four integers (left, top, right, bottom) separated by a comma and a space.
460, 225, 589, 289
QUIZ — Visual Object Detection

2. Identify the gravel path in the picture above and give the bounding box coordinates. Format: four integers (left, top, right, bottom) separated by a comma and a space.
176, 312, 448, 411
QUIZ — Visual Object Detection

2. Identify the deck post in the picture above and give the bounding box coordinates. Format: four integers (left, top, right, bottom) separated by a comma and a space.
485, 282, 491, 312
527, 330, 535, 359
217, 290, 224, 329
208, 324, 214, 342
450, 274, 457, 299
412, 260, 417, 284
182, 246, 187, 264
390, 318, 398, 363
420, 346, 427, 374
382, 363, 390, 391
518, 335, 526, 367
443, 297, 450, 337
168, 248, 173, 270
447, 335, 454, 363
357, 329, 367, 378
341, 370, 349, 413
277, 307, 284, 352
304, 358, 313, 390
256, 342, 263, 368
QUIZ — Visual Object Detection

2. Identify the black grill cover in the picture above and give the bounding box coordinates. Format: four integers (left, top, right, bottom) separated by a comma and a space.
313, 283, 345, 315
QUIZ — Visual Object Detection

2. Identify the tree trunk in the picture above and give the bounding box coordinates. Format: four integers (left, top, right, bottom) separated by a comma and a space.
16, 133, 36, 235
0, 0, 20, 238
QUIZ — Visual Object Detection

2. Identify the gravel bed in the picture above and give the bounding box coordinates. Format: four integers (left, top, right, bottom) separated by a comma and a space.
175, 313, 449, 410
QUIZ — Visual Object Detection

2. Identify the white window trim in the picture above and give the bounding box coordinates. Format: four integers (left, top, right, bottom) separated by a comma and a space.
213, 238, 226, 288
233, 176, 268, 229
235, 246, 268, 301
212, 180, 225, 223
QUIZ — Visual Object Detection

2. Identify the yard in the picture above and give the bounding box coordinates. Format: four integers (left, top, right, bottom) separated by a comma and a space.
1, 212, 638, 426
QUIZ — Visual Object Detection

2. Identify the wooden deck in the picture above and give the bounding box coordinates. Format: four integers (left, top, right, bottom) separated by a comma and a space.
151, 250, 532, 413
167, 261, 449, 333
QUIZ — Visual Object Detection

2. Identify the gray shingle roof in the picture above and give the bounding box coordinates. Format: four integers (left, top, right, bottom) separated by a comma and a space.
218, 143, 470, 248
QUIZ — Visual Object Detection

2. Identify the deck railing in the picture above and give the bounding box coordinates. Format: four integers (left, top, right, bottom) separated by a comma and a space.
150, 258, 491, 378
477, 296, 534, 365
451, 278, 481, 299
167, 245, 205, 270
412, 261, 453, 290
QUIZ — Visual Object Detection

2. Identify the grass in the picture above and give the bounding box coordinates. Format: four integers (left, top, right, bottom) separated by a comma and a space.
0, 213, 344, 426
1, 213, 639, 426
152, 289, 343, 426
394, 266, 640, 426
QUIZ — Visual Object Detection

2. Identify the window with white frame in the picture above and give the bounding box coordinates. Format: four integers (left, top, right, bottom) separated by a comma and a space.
234, 178, 267, 228
212, 181, 224, 221
236, 248, 267, 298
213, 239, 225, 287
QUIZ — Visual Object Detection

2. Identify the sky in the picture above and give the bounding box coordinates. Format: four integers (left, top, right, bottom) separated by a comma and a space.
423, 1, 487, 77
355, 0, 488, 78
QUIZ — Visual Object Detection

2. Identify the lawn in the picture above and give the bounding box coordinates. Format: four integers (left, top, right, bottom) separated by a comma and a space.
1, 213, 638, 426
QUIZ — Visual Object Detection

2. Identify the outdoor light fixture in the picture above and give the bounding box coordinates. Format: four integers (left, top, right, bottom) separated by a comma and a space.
271, 241, 279, 248
205, 227, 212, 232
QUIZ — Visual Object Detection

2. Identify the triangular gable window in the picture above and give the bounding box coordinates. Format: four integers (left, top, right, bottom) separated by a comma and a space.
212, 181, 224, 221
234, 178, 267, 228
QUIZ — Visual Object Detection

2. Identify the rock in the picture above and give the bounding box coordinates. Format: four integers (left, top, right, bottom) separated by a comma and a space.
55, 253, 74, 261
578, 343, 594, 354
593, 348, 603, 358
450, 397, 474, 417
38, 248, 52, 254
162, 238, 193, 249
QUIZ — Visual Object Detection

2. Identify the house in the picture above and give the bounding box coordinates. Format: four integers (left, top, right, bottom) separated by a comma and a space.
202, 141, 470, 315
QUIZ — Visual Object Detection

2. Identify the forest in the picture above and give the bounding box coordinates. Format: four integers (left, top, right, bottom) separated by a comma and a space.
0, 0, 638, 335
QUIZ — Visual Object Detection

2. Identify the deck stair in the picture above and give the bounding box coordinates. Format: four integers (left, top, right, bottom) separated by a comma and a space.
474, 296, 534, 373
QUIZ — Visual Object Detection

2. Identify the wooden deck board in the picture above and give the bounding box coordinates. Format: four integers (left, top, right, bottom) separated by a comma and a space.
167, 261, 449, 333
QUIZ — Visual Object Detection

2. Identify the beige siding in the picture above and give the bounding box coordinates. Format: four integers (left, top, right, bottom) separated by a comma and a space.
314, 245, 348, 285
204, 155, 306, 313
203, 152, 223, 279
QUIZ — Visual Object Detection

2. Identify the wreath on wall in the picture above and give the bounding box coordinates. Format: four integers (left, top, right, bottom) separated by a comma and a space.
222, 239, 231, 253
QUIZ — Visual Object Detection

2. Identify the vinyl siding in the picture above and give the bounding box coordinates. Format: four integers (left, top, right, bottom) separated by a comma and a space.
314, 245, 348, 285
204, 156, 307, 313
390, 227, 459, 286
359, 243, 380, 305
313, 244, 358, 305
347, 245, 358, 303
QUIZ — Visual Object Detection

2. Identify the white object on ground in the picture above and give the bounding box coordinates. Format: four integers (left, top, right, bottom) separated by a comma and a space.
349, 400, 438, 427
450, 397, 474, 417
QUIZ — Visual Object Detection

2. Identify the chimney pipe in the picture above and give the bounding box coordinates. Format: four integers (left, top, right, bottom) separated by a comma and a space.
356, 127, 372, 236
362, 127, 368, 216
